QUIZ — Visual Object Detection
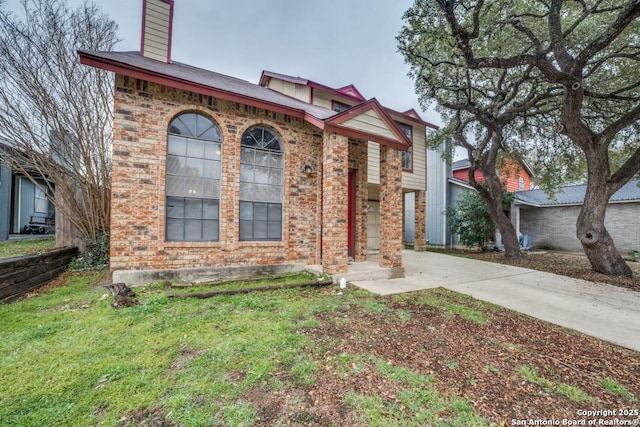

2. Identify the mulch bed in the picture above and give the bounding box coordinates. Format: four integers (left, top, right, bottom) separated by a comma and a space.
249, 290, 640, 426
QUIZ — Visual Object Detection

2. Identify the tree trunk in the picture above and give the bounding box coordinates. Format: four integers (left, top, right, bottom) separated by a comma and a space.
577, 179, 632, 278
480, 178, 521, 259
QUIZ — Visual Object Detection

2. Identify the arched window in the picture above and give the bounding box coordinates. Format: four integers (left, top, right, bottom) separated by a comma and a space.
518, 177, 525, 191
239, 125, 283, 241
165, 112, 222, 242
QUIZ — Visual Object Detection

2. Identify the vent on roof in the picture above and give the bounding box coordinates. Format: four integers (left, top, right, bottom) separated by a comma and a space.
141, 0, 174, 63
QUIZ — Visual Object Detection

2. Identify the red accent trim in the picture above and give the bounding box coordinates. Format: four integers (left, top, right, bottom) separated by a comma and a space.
323, 124, 409, 151
260, 70, 440, 129
79, 52, 309, 120
325, 99, 411, 149
260, 70, 366, 103
336, 85, 365, 101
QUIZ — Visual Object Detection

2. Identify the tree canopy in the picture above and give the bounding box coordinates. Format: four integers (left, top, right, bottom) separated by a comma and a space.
399, 0, 640, 276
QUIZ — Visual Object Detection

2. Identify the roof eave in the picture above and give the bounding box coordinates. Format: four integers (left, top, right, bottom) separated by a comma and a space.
79, 51, 316, 122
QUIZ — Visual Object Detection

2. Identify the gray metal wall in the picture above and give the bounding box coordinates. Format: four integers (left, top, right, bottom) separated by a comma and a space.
426, 146, 450, 245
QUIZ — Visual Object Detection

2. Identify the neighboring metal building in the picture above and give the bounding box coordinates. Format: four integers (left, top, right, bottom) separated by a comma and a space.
514, 179, 640, 253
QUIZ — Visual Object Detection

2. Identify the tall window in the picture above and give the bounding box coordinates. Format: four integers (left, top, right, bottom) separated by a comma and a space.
165, 112, 222, 242
239, 125, 283, 241
396, 121, 413, 170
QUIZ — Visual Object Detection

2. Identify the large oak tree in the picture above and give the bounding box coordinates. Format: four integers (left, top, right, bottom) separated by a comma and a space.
399, 0, 640, 276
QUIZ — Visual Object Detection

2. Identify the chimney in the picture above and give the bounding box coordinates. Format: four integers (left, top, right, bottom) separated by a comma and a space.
140, 0, 174, 63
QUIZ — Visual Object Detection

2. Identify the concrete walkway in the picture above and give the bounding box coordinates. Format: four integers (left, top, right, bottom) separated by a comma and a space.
350, 251, 640, 352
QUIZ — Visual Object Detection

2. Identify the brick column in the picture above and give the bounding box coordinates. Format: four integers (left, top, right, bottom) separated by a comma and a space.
322, 132, 349, 275
379, 145, 404, 277
414, 190, 426, 251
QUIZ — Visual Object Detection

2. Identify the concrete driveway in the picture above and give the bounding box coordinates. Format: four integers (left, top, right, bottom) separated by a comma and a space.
350, 251, 640, 352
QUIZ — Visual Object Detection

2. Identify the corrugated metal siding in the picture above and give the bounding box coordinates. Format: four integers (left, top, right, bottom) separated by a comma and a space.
426, 146, 449, 245
142, 0, 171, 62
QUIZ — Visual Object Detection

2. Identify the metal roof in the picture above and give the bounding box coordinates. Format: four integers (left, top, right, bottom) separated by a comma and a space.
515, 179, 640, 207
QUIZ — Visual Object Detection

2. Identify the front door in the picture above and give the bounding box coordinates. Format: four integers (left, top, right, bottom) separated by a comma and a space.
348, 169, 356, 259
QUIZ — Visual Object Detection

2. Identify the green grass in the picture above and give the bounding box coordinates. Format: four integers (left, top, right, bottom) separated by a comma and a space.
518, 365, 594, 403
393, 288, 495, 324
0, 236, 56, 258
0, 270, 495, 426
600, 378, 637, 402
343, 357, 490, 426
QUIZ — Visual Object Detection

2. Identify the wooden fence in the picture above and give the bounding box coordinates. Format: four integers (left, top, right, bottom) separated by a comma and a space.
0, 246, 78, 303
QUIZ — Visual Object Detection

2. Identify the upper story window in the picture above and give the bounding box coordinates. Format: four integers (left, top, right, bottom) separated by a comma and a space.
239, 125, 284, 241
165, 112, 222, 242
518, 177, 525, 191
332, 101, 350, 113
396, 121, 413, 171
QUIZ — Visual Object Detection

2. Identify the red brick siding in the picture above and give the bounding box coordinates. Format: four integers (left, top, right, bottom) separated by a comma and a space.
321, 132, 348, 274
110, 75, 323, 272
379, 145, 403, 268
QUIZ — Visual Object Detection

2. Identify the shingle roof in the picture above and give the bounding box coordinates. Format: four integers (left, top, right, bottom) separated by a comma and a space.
515, 179, 640, 206
78, 50, 337, 121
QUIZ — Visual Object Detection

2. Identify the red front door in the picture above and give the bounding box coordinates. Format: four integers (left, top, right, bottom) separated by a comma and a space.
348, 169, 356, 259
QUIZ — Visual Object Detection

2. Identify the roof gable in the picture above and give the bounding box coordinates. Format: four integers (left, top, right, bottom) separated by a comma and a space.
335, 85, 365, 102
324, 99, 411, 150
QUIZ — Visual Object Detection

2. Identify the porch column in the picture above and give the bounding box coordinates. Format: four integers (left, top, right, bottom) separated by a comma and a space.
379, 144, 404, 277
322, 131, 349, 275
414, 190, 426, 251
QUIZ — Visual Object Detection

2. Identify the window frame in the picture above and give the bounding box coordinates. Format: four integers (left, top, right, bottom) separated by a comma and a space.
332, 100, 351, 113
239, 125, 284, 242
395, 121, 413, 171
165, 112, 223, 242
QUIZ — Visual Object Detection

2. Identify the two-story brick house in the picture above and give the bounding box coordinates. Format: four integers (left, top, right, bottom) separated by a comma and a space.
80, 0, 436, 284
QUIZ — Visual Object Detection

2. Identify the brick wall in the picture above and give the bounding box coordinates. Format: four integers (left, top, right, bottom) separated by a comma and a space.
349, 138, 369, 261
111, 75, 323, 272
379, 145, 403, 270
518, 203, 640, 253
321, 132, 348, 274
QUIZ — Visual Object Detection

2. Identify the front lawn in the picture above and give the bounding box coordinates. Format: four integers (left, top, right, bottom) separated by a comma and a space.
0, 270, 638, 426
0, 236, 56, 259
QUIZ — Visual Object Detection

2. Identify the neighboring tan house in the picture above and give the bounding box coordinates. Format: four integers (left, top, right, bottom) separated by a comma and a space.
513, 179, 640, 253
0, 141, 55, 240
79, 0, 436, 283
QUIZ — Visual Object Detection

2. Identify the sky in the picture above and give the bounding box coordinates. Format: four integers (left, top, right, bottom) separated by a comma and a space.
4, 0, 442, 127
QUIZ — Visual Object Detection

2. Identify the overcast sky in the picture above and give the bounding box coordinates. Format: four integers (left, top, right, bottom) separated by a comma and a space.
5, 0, 442, 126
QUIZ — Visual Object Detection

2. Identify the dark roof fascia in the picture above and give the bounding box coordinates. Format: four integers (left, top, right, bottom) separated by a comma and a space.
79, 51, 332, 123
260, 69, 439, 129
